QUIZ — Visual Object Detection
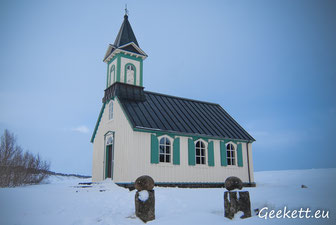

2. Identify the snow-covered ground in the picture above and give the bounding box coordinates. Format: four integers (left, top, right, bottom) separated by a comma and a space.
0, 169, 335, 225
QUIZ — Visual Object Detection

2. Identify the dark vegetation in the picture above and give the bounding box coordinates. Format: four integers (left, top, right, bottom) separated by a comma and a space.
0, 129, 50, 187
0, 129, 91, 187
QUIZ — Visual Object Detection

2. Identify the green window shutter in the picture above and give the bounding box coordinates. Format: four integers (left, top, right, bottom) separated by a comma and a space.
208, 141, 215, 167
237, 143, 243, 167
150, 134, 159, 164
188, 138, 196, 166
173, 137, 180, 165
220, 140, 228, 166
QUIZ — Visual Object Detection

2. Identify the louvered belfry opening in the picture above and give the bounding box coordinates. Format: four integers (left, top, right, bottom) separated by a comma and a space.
103, 82, 146, 103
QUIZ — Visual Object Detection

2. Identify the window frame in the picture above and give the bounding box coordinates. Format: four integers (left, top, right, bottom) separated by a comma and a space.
124, 63, 136, 85
195, 139, 207, 165
108, 101, 113, 120
158, 135, 173, 163
226, 142, 237, 166
110, 65, 115, 86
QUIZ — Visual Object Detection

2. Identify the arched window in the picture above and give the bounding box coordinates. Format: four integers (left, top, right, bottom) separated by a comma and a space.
195, 140, 206, 165
106, 135, 113, 145
226, 143, 236, 165
125, 64, 135, 85
110, 65, 115, 86
159, 137, 171, 163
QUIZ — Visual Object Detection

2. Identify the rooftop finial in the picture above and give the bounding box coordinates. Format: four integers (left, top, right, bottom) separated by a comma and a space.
125, 4, 129, 17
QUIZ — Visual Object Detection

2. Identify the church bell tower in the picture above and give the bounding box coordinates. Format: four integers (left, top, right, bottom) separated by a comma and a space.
103, 12, 147, 88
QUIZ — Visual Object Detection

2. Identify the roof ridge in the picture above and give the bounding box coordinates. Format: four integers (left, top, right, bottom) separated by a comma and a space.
144, 90, 220, 106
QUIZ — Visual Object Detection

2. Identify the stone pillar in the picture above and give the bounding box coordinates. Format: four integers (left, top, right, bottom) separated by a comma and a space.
224, 191, 238, 219
238, 191, 251, 218
134, 175, 155, 223
224, 177, 251, 219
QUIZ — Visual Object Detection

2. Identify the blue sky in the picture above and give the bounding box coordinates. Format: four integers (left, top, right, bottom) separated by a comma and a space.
1, 0, 335, 175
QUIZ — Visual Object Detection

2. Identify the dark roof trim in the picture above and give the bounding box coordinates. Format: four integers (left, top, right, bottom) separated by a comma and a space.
90, 103, 106, 143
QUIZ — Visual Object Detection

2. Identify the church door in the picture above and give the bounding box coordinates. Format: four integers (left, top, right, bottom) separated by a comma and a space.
106, 145, 113, 178
105, 134, 114, 179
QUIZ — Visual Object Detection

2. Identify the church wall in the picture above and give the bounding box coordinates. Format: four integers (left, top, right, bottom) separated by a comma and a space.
115, 131, 253, 184
93, 97, 254, 184
92, 96, 135, 182
247, 142, 254, 182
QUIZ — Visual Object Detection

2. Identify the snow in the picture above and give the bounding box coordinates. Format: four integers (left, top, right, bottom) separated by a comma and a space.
0, 169, 335, 225
138, 190, 149, 202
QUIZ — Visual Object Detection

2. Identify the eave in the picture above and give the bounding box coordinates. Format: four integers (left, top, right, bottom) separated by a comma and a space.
103, 42, 147, 63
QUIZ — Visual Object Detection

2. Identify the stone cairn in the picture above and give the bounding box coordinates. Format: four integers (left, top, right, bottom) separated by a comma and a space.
224, 176, 251, 219
134, 175, 155, 223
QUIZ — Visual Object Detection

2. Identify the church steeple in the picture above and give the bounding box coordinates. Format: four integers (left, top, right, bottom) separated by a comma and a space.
113, 14, 139, 47
103, 12, 147, 88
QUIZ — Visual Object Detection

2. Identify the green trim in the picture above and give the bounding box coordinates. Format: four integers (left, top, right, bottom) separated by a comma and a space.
133, 127, 250, 143
140, 60, 143, 86
156, 133, 175, 139
188, 138, 196, 166
117, 55, 121, 82
124, 63, 137, 85
111, 65, 115, 84
115, 52, 143, 86
150, 134, 159, 164
220, 140, 228, 166
106, 64, 109, 89
90, 103, 106, 143
119, 52, 143, 62
105, 146, 109, 179
107, 54, 118, 66
237, 143, 243, 167
208, 141, 215, 167
192, 137, 209, 142
106, 55, 118, 88
173, 137, 180, 165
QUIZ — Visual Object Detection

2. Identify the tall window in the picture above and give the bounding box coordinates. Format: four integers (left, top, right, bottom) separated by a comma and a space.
126, 64, 135, 85
195, 140, 206, 164
109, 101, 113, 120
110, 65, 115, 86
159, 137, 171, 163
227, 143, 236, 165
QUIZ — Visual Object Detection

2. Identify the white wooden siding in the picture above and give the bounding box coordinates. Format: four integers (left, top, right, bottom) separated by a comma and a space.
92, 97, 254, 183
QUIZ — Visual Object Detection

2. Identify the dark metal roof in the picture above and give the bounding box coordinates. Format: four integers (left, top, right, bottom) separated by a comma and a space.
118, 90, 255, 142
114, 15, 139, 47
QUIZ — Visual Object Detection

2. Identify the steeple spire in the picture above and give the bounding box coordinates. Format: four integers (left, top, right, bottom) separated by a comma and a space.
113, 8, 139, 47
125, 4, 129, 17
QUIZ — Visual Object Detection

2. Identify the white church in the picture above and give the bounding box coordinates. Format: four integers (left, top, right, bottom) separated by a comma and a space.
91, 13, 256, 188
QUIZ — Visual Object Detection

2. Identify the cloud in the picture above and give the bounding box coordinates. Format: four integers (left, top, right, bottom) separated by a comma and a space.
72, 125, 90, 134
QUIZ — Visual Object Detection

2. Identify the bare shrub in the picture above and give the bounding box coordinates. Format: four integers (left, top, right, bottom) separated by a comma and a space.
0, 129, 50, 187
